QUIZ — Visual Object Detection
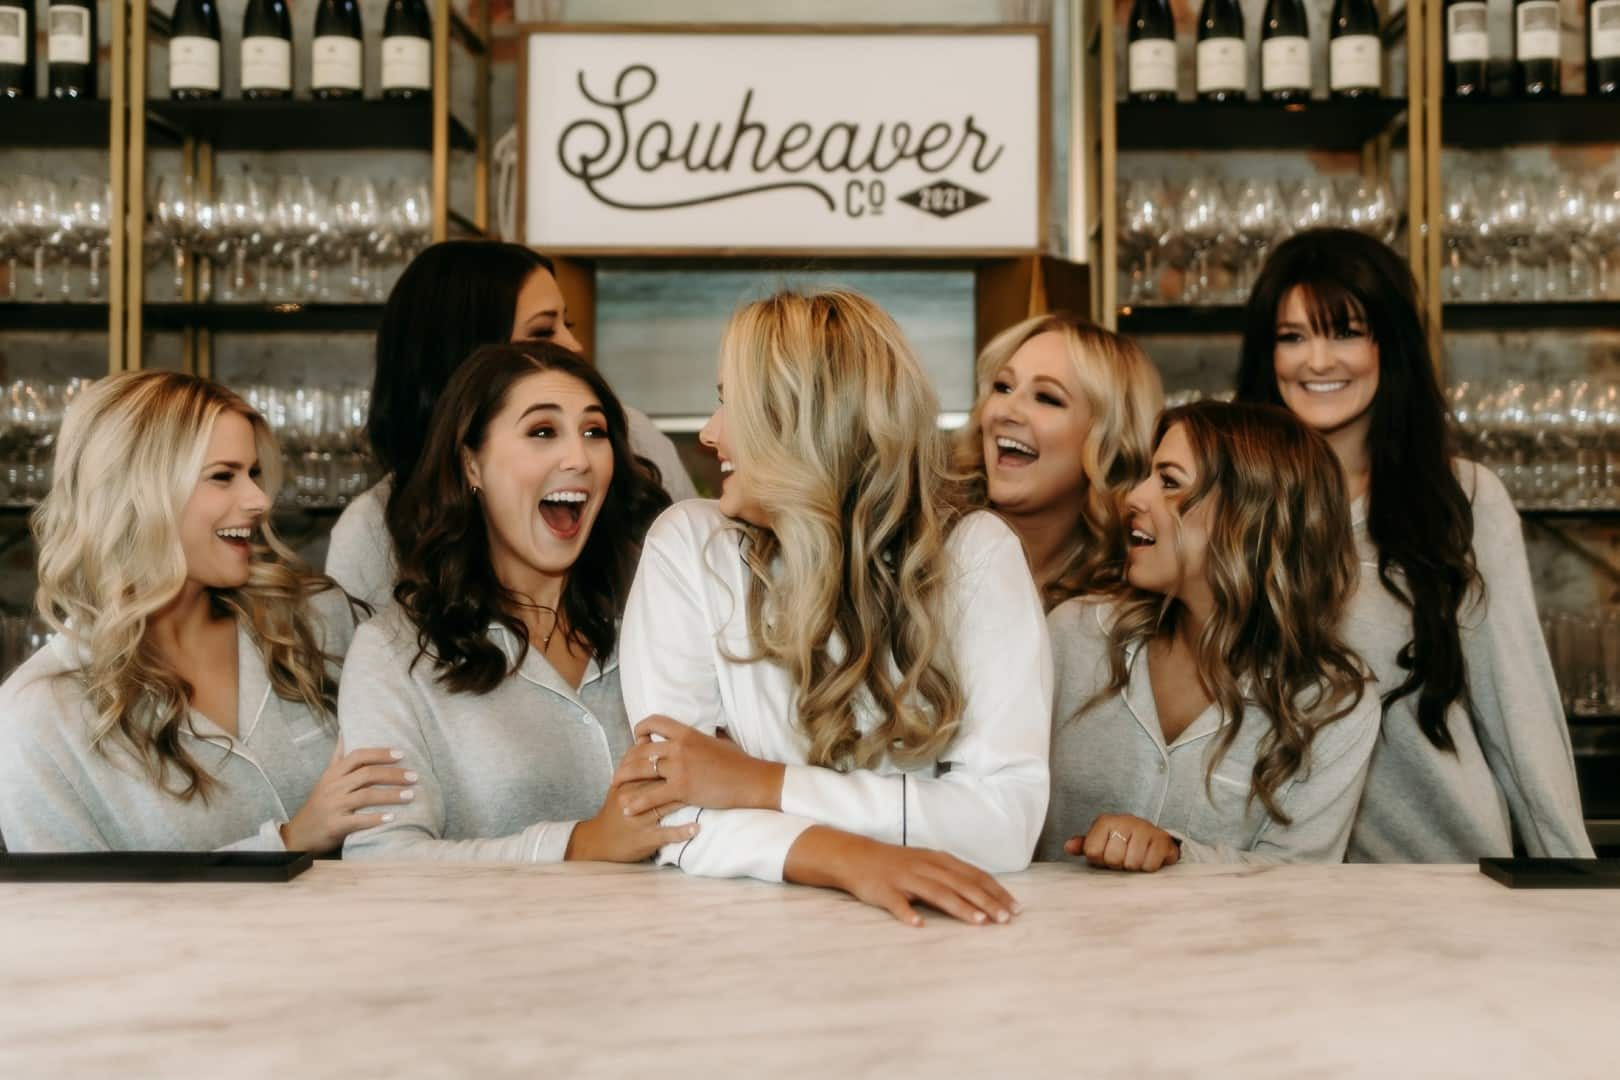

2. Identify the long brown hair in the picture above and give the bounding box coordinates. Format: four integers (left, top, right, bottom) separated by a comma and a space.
1105, 401, 1368, 823
391, 342, 670, 694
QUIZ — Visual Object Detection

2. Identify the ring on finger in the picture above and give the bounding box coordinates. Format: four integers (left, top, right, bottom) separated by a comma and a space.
1108, 830, 1127, 844
650, 753, 661, 779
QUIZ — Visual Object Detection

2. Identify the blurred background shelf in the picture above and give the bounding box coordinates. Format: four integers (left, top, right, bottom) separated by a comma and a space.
1442, 99, 1620, 149
1443, 302, 1620, 332
1115, 99, 1408, 153
142, 302, 387, 333
144, 99, 473, 152
2, 101, 113, 149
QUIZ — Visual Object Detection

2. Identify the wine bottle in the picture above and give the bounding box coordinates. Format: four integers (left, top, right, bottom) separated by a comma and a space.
1126, 0, 1178, 103
381, 0, 431, 100
47, 1, 95, 100
1592, 0, 1620, 95
169, 0, 221, 101
1445, 0, 1490, 97
312, 0, 363, 100
1261, 0, 1311, 102
1515, 0, 1562, 96
1329, 0, 1383, 98
0, 1, 33, 99
1196, 0, 1247, 102
241, 0, 291, 100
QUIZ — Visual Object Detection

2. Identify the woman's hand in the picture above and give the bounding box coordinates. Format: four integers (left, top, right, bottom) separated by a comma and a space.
1065, 813, 1181, 872
784, 826, 1021, 928
565, 779, 699, 863
611, 715, 785, 816
281, 744, 419, 854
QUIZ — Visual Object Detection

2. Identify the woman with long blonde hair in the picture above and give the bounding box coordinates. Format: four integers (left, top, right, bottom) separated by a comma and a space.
0, 371, 412, 852
614, 288, 1052, 926
1038, 401, 1379, 869
957, 313, 1162, 608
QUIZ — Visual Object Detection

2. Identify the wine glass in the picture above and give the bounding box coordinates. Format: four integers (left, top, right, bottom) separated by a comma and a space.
1542, 176, 1592, 300
1342, 178, 1397, 245
1441, 176, 1483, 301
217, 174, 267, 301
1286, 180, 1341, 236
1588, 170, 1620, 300
331, 177, 381, 301
15, 177, 61, 301
1485, 176, 1541, 301
1119, 178, 1173, 304
1231, 178, 1283, 300
63, 179, 110, 300
1176, 179, 1226, 305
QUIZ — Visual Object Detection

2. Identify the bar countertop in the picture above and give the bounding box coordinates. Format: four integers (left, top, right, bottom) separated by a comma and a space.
2, 861, 1616, 1078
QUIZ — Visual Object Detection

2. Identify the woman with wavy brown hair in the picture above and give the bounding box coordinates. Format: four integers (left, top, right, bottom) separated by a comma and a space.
614, 288, 1052, 926
956, 313, 1162, 608
1037, 401, 1379, 869
338, 341, 678, 863
0, 371, 410, 853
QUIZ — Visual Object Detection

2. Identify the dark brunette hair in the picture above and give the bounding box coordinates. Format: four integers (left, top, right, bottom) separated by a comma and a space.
391, 341, 670, 694
365, 240, 561, 549
1235, 227, 1479, 751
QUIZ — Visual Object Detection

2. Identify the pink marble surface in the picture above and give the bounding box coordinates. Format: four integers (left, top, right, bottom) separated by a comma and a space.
2, 861, 1617, 1078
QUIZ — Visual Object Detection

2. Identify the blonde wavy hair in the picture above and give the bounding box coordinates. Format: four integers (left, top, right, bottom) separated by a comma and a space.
955, 313, 1162, 607
33, 371, 350, 801
720, 288, 967, 770
1106, 401, 1366, 823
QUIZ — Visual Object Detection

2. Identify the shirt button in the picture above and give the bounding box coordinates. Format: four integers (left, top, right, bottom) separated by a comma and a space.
1156, 760, 1167, 774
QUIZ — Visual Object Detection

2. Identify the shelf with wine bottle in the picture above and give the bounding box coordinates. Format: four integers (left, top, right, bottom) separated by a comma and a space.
1438, 97, 1620, 147
1115, 96, 1409, 152
1442, 300, 1620, 331
0, 98, 111, 147
145, 96, 473, 151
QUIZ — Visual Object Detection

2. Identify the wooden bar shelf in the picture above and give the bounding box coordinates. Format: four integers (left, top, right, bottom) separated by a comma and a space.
1115, 99, 1409, 153
145, 99, 474, 152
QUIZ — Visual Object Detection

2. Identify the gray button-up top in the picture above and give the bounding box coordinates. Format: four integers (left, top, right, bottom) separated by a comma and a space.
339, 604, 633, 863
0, 592, 355, 852
1036, 598, 1381, 864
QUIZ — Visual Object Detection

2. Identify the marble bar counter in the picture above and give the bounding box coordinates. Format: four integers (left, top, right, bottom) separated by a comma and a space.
2, 862, 1617, 1079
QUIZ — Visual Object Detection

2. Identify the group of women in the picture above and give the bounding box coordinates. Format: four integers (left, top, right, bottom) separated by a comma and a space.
0, 227, 1593, 925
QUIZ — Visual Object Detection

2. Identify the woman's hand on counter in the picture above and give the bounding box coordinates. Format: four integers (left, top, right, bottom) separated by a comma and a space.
280, 743, 419, 854
784, 826, 1021, 928
1066, 813, 1181, 873
613, 714, 785, 815
566, 779, 698, 863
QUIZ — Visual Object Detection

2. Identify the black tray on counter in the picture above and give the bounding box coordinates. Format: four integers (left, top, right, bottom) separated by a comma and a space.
1479, 857, 1620, 889
0, 851, 313, 883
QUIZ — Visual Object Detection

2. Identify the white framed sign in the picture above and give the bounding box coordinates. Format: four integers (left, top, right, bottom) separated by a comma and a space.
520, 26, 1048, 256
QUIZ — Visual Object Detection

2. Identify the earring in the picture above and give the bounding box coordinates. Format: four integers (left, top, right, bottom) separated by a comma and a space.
469, 485, 481, 496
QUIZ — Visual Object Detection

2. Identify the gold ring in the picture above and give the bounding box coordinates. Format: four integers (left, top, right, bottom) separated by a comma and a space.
1108, 830, 1127, 844
650, 754, 661, 778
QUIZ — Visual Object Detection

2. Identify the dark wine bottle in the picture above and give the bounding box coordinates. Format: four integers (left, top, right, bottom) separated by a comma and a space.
1261, 0, 1311, 102
1515, 0, 1562, 96
47, 1, 95, 100
381, 0, 431, 100
1330, 0, 1383, 97
169, 0, 220, 100
0, 0, 34, 98
241, 0, 291, 100
1445, 0, 1490, 97
312, 0, 363, 100
1591, 0, 1620, 95
1196, 0, 1247, 102
1126, 0, 1178, 103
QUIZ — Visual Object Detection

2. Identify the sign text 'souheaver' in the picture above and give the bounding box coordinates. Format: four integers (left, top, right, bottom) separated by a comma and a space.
523, 30, 1045, 254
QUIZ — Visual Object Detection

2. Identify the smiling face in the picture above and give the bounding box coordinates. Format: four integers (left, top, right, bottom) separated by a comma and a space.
1122, 423, 1214, 610
462, 370, 614, 596
698, 370, 768, 527
978, 331, 1094, 517
179, 410, 271, 591
509, 268, 583, 354
1271, 286, 1380, 449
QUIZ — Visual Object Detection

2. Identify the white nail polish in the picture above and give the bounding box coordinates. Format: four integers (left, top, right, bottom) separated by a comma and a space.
403, 771, 419, 782
381, 813, 396, 823
399, 789, 415, 802
390, 749, 404, 760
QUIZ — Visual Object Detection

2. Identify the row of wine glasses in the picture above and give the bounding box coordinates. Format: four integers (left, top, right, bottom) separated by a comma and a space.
0, 378, 94, 505
1440, 169, 1620, 302
237, 384, 377, 507
1542, 607, 1620, 719
1449, 377, 1620, 509
0, 611, 54, 684
0, 178, 112, 303
1119, 177, 1400, 306
147, 174, 431, 304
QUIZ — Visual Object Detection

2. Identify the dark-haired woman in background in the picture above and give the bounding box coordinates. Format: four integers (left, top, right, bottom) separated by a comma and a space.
1236, 228, 1591, 861
1038, 402, 1379, 869
338, 342, 682, 862
326, 241, 696, 611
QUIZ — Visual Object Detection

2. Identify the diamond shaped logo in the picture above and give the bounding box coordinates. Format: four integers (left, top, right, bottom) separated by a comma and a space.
898, 180, 990, 220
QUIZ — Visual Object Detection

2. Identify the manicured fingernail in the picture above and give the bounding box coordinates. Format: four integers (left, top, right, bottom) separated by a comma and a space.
687, 825, 699, 836
973, 912, 986, 924
403, 771, 419, 782
381, 813, 396, 823
1011, 902, 1024, 915
996, 910, 1010, 924
399, 789, 415, 802
390, 749, 404, 760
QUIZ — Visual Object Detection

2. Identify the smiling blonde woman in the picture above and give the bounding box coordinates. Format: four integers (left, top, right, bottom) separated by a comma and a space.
956, 313, 1162, 609
0, 371, 407, 853
617, 288, 1053, 927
